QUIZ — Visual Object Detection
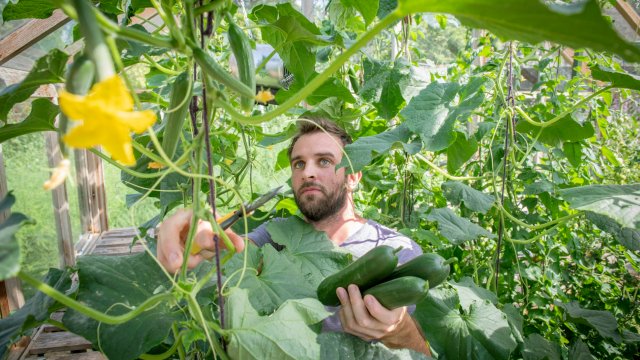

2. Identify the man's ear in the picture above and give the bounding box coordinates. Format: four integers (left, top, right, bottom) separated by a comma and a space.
346, 171, 362, 190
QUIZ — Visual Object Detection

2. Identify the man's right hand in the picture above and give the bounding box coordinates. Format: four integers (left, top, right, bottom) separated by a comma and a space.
157, 209, 245, 273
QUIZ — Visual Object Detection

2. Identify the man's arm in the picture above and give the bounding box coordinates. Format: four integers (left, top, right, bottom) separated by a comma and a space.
337, 285, 431, 356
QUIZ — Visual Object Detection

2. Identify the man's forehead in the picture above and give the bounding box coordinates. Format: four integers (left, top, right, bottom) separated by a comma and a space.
291, 132, 343, 158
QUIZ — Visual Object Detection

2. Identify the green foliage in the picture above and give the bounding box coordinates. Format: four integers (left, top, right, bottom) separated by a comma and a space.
0, 192, 31, 280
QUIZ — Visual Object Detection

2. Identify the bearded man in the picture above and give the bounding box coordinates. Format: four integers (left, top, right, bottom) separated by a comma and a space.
157, 119, 431, 356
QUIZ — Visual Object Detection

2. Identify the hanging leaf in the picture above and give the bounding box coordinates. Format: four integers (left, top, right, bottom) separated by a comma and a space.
515, 115, 595, 147
0, 193, 32, 280
414, 286, 517, 360
586, 212, 640, 251
559, 184, 640, 230
590, 65, 640, 91
276, 74, 355, 105
563, 142, 583, 168
446, 132, 478, 173
395, 0, 640, 62
0, 99, 58, 143
441, 181, 495, 214
521, 333, 561, 360
225, 288, 330, 360
339, 0, 379, 26
2, 0, 58, 20
426, 207, 495, 245
339, 124, 420, 173
0, 49, 67, 122
554, 301, 622, 343
63, 253, 182, 360
401, 78, 488, 152
569, 339, 596, 360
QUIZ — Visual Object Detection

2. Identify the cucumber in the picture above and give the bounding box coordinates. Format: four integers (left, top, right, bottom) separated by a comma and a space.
161, 71, 192, 160
385, 253, 454, 288
363, 276, 429, 309
317, 245, 400, 307
191, 46, 255, 99
227, 14, 256, 111
59, 55, 95, 155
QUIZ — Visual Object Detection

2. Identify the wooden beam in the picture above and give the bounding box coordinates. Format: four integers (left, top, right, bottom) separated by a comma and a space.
74, 149, 108, 235
0, 10, 70, 66
615, 0, 640, 35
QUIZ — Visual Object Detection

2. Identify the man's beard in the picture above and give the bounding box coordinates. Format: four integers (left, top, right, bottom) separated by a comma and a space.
294, 181, 347, 222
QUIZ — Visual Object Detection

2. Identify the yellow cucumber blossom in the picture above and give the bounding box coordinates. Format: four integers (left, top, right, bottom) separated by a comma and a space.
43, 159, 71, 191
255, 89, 275, 104
59, 75, 156, 166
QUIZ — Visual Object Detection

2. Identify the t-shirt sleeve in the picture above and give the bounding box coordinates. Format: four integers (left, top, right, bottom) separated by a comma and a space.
397, 238, 423, 265
246, 222, 271, 247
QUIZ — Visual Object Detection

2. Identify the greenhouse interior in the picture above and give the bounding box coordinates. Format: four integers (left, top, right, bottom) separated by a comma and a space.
0, 0, 639, 359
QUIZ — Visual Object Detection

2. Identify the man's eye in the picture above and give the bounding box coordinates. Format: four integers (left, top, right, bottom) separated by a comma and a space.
320, 159, 331, 167
293, 161, 304, 169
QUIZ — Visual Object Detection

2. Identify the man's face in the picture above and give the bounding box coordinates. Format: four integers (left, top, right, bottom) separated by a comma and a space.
290, 132, 348, 222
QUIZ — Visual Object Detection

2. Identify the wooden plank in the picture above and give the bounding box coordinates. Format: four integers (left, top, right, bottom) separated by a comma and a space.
28, 332, 92, 355
25, 351, 106, 360
74, 150, 108, 235
0, 10, 70, 66
90, 244, 145, 256
96, 236, 138, 247
44, 129, 75, 268
615, 0, 640, 35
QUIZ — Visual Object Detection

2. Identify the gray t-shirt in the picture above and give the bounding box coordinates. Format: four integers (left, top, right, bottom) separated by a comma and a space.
247, 218, 423, 332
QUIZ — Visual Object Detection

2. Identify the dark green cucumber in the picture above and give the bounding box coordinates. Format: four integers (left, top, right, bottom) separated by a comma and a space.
59, 55, 95, 155
191, 46, 255, 99
317, 245, 400, 307
363, 276, 429, 309
227, 14, 256, 111
161, 71, 192, 160
385, 253, 454, 288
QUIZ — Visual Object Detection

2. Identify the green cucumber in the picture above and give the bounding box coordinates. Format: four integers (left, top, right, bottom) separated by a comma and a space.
317, 245, 400, 307
59, 55, 95, 155
227, 14, 256, 111
363, 276, 429, 309
386, 253, 454, 288
161, 71, 192, 160
191, 46, 255, 99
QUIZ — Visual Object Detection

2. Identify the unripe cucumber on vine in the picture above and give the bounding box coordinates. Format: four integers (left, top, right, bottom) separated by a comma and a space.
385, 253, 454, 288
60, 55, 95, 153
317, 245, 400, 306
363, 276, 429, 309
191, 46, 255, 99
227, 14, 256, 111
161, 71, 192, 160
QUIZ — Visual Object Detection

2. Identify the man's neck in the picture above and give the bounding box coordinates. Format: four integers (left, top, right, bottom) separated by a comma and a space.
308, 200, 365, 246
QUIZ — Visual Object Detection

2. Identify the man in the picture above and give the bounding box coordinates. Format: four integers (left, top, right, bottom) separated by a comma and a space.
158, 119, 431, 356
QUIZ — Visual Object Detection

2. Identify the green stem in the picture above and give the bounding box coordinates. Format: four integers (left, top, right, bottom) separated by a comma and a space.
415, 154, 487, 181
71, 0, 115, 80
213, 11, 401, 125
19, 271, 173, 325
143, 54, 183, 75
505, 223, 563, 245
498, 205, 582, 230
194, 0, 227, 16
139, 334, 182, 360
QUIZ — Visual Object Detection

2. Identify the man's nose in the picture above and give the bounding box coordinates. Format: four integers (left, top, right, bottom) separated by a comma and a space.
301, 164, 317, 179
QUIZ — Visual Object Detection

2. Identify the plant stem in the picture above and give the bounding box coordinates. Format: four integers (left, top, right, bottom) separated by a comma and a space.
414, 154, 487, 181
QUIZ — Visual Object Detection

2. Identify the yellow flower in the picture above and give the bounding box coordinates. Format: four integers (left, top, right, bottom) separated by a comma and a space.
147, 161, 164, 169
59, 75, 156, 166
43, 159, 70, 191
255, 89, 275, 104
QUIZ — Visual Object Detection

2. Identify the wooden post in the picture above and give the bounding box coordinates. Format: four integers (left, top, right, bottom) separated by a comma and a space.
0, 144, 25, 317
74, 149, 108, 234
44, 131, 76, 267
615, 0, 640, 35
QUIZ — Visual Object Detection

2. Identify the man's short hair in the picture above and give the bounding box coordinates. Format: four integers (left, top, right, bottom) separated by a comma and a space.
287, 118, 352, 159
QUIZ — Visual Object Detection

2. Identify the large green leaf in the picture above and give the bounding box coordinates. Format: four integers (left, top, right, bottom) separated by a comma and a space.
559, 184, 640, 230
590, 65, 640, 91
441, 181, 495, 214
268, 217, 351, 283
0, 49, 67, 122
2, 0, 58, 21
360, 58, 427, 120
63, 253, 182, 360
563, 142, 583, 168
516, 115, 595, 147
569, 339, 596, 360
586, 212, 640, 251
414, 286, 517, 360
447, 132, 478, 173
426, 208, 495, 245
0, 99, 58, 143
0, 193, 32, 280
0, 268, 71, 359
250, 3, 326, 82
395, 0, 640, 62
555, 301, 622, 343
340, 0, 378, 26
340, 124, 420, 173
318, 332, 430, 359
225, 288, 330, 360
401, 78, 488, 152
521, 333, 561, 360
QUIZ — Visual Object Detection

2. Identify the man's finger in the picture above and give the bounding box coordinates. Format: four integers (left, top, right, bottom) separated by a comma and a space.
364, 295, 405, 326
157, 209, 193, 273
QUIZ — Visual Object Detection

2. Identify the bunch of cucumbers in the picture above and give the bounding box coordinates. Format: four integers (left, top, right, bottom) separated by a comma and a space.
317, 246, 455, 309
